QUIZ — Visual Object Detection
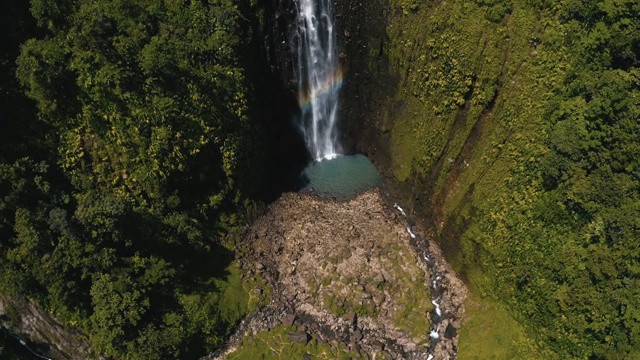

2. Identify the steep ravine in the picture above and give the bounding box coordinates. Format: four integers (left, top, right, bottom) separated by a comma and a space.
208, 0, 473, 356
5, 0, 618, 358
0, 0, 484, 358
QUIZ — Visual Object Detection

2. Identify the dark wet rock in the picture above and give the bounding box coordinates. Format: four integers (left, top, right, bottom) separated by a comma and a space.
0, 296, 104, 360
445, 323, 457, 339
288, 331, 311, 344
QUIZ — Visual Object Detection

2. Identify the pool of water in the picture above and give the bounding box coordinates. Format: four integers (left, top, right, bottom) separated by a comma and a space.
299, 154, 382, 199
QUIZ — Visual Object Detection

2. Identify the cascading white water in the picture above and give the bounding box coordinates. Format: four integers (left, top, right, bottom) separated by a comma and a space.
293, 0, 342, 161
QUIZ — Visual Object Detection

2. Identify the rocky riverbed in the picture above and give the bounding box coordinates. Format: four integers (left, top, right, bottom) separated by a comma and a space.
213, 190, 467, 359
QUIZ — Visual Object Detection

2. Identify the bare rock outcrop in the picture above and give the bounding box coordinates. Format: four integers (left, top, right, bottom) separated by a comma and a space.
216, 189, 467, 359
0, 296, 103, 360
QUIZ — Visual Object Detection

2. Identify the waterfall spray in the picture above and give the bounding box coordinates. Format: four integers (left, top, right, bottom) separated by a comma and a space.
293, 0, 342, 161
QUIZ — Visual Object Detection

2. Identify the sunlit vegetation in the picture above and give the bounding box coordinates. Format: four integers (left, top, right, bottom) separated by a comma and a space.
225, 325, 361, 360
457, 292, 553, 360
378, 0, 639, 358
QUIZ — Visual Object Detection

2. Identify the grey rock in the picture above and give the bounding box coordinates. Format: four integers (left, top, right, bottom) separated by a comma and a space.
450, 318, 462, 328
288, 331, 310, 344
445, 323, 457, 339
281, 314, 296, 327
344, 311, 356, 326
373, 274, 385, 285
352, 328, 364, 342
371, 340, 384, 351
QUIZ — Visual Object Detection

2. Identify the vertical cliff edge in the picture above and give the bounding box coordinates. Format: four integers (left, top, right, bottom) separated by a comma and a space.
336, 0, 639, 359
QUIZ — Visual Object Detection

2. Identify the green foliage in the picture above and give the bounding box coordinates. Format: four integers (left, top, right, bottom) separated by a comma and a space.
398, 0, 421, 15
17, 0, 265, 202
458, 293, 556, 360
1, 0, 268, 358
373, 0, 640, 358
474, 0, 514, 22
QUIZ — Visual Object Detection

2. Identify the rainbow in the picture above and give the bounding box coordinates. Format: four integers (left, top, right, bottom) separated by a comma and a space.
298, 68, 344, 111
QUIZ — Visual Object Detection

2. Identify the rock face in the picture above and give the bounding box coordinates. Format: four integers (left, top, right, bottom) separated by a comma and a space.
216, 190, 467, 359
0, 296, 103, 360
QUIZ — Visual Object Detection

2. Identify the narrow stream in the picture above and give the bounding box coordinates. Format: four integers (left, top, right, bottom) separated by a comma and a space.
393, 203, 446, 359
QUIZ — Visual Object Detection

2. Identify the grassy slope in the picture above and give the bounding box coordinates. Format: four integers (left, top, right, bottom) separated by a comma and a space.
364, 0, 640, 357
226, 325, 360, 360
458, 295, 540, 360
374, 0, 568, 357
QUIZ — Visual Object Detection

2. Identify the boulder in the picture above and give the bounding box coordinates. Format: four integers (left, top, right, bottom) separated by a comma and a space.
444, 323, 457, 339
281, 314, 296, 327
352, 328, 364, 342
343, 311, 357, 327
288, 331, 310, 344
373, 274, 385, 285
371, 340, 385, 351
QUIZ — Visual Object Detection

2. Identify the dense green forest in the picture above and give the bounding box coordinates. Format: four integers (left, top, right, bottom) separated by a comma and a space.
354, 0, 639, 358
1, 0, 271, 358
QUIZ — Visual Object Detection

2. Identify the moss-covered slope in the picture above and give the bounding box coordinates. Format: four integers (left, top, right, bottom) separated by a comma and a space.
340, 0, 639, 358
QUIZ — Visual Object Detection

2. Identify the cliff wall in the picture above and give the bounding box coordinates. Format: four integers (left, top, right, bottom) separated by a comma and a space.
336, 0, 639, 359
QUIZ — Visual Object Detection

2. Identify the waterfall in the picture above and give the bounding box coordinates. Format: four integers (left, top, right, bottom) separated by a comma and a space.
293, 0, 342, 161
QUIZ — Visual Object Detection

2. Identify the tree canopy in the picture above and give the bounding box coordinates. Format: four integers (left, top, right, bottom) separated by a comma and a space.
1, 0, 266, 358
